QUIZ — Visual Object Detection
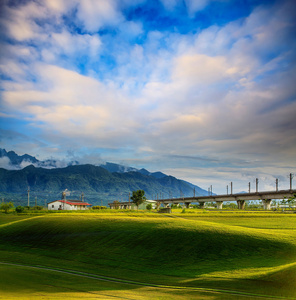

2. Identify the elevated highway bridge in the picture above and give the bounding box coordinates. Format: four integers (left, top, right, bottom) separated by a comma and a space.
109, 189, 296, 210
157, 189, 296, 210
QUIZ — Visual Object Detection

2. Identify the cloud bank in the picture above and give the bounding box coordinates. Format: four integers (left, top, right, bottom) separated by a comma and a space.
0, 0, 295, 193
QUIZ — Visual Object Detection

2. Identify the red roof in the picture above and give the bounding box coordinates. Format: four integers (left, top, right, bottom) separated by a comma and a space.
48, 200, 91, 206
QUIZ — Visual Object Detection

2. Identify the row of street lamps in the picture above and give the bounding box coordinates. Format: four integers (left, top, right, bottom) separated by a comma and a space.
208, 173, 294, 196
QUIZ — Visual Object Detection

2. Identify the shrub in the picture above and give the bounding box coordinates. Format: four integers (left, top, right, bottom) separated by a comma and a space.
0, 202, 14, 214
15, 206, 25, 213
33, 206, 43, 210
92, 206, 107, 210
146, 203, 152, 211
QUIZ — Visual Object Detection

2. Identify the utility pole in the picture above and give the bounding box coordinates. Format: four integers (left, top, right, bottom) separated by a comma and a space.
210, 185, 212, 196
256, 178, 258, 193
81, 192, 84, 202
230, 182, 233, 195
226, 185, 228, 195
290, 173, 293, 190
193, 187, 195, 197
248, 182, 251, 194
276, 178, 278, 192
27, 187, 30, 207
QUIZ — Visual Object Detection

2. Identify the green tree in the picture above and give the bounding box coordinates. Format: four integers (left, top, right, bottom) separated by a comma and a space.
15, 206, 24, 213
0, 202, 14, 214
146, 203, 152, 211
287, 194, 296, 208
131, 190, 146, 210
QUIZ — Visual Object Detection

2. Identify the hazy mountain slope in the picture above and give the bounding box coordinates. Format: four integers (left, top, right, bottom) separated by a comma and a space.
0, 164, 203, 205
0, 149, 39, 165
0, 149, 209, 205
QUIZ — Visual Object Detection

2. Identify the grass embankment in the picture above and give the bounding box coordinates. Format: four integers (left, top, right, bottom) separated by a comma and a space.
0, 212, 295, 299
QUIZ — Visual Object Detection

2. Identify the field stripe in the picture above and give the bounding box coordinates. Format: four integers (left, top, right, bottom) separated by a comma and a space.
1, 261, 295, 300
0, 215, 45, 228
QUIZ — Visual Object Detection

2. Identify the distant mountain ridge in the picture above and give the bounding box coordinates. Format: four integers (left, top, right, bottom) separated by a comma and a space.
0, 148, 39, 165
0, 148, 79, 169
100, 162, 167, 179
100, 162, 138, 173
0, 148, 209, 206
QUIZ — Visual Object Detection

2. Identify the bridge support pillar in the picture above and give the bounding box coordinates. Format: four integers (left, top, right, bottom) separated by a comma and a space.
262, 199, 271, 210
163, 203, 170, 208
216, 201, 223, 210
237, 200, 245, 210
199, 202, 205, 209
185, 202, 190, 208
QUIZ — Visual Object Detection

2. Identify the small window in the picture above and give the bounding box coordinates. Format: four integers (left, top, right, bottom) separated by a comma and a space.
52, 205, 54, 208
59, 205, 62, 208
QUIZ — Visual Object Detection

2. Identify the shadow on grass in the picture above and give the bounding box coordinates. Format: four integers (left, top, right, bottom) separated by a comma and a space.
0, 263, 260, 300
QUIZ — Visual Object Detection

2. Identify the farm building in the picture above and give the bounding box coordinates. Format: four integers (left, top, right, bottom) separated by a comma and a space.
48, 199, 92, 210
109, 199, 157, 210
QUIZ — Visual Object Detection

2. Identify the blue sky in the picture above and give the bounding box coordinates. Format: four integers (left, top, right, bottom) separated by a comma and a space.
0, 0, 296, 193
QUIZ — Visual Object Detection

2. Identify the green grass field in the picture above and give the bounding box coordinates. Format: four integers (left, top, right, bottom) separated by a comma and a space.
0, 211, 295, 299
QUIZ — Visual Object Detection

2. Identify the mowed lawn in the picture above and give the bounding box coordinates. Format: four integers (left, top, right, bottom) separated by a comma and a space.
0, 211, 295, 299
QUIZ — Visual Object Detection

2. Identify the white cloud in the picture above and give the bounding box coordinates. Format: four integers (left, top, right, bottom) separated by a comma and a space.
77, 0, 123, 32
43, 0, 75, 15
2, 63, 141, 149
0, 0, 295, 193
172, 54, 241, 86
49, 30, 102, 61
0, 157, 15, 170
1, 1, 50, 41
159, 0, 180, 11
184, 0, 210, 15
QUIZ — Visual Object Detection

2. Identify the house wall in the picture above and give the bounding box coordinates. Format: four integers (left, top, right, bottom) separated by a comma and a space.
48, 201, 63, 210
48, 201, 89, 210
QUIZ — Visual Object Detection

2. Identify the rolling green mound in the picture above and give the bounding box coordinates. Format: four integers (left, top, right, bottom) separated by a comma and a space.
0, 213, 295, 299
261, 262, 296, 288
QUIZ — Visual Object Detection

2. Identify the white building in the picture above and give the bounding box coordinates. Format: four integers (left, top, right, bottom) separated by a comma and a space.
48, 199, 92, 210
109, 199, 157, 209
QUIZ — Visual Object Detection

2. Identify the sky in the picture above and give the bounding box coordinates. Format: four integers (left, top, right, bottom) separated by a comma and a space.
0, 0, 296, 194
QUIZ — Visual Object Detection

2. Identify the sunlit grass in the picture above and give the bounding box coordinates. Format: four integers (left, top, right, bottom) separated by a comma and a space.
0, 211, 295, 298
0, 214, 37, 225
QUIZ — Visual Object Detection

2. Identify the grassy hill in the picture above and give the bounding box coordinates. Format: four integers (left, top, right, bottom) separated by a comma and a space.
0, 211, 295, 299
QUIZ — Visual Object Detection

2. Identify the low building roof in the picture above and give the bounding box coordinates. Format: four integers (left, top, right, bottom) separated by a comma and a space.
48, 200, 91, 206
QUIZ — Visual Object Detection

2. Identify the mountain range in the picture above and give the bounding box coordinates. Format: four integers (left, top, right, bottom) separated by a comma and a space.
0, 148, 209, 206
